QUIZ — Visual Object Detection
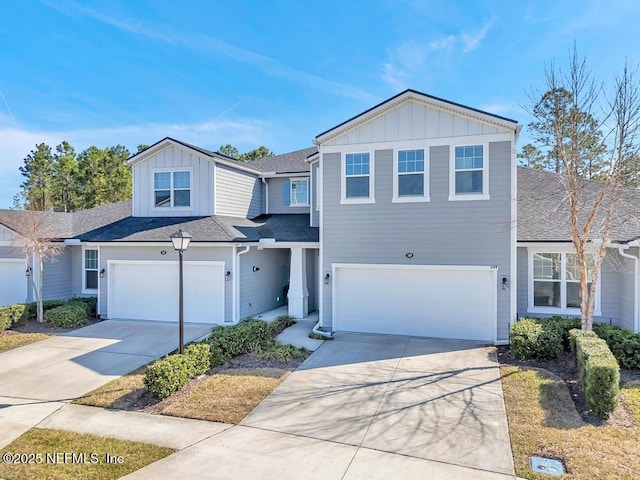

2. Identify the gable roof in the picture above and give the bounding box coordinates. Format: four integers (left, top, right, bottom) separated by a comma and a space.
247, 147, 317, 174
517, 168, 640, 243
315, 89, 519, 143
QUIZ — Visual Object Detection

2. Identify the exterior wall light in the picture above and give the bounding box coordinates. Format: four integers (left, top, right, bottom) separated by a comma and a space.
25, 267, 32, 277
405, 252, 414, 258
324, 273, 330, 284
225, 270, 231, 281
99, 268, 105, 278
252, 266, 260, 272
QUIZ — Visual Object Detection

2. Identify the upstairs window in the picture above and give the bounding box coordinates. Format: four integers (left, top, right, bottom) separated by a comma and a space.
83, 249, 98, 292
394, 149, 429, 202
290, 179, 309, 206
343, 152, 374, 203
154, 170, 191, 208
450, 144, 489, 200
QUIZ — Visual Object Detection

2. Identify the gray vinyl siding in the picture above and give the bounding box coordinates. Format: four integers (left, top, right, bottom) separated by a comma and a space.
70, 247, 84, 298
132, 144, 214, 216
322, 141, 514, 341
311, 163, 319, 226
215, 164, 263, 218
99, 246, 234, 322
0, 225, 21, 242
267, 177, 311, 214
239, 247, 290, 319
0, 246, 22, 258
516, 246, 635, 329
306, 248, 318, 312
42, 248, 72, 301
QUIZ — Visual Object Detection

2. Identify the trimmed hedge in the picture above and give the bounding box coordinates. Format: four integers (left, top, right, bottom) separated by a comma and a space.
510, 316, 581, 360
23, 300, 67, 322
206, 319, 274, 366
44, 303, 88, 328
572, 330, 620, 418
0, 304, 27, 332
144, 342, 212, 399
593, 323, 640, 370
568, 328, 598, 354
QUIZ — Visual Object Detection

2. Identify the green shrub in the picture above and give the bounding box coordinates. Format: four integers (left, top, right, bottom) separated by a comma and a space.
44, 303, 88, 328
510, 318, 563, 360
262, 343, 309, 362
574, 335, 620, 418
183, 342, 211, 375
144, 355, 193, 399
0, 304, 27, 332
144, 343, 212, 399
209, 344, 228, 367
269, 315, 296, 335
70, 297, 97, 318
568, 328, 599, 354
24, 300, 67, 322
593, 323, 640, 369
206, 319, 274, 358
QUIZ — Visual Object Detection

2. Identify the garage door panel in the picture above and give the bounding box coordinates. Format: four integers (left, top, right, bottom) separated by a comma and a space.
0, 260, 28, 306
109, 262, 224, 324
334, 266, 495, 341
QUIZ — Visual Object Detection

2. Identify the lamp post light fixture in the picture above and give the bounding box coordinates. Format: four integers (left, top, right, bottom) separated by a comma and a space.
170, 229, 192, 354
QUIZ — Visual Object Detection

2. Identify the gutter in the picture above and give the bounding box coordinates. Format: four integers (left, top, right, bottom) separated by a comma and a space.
233, 245, 251, 323
616, 244, 639, 333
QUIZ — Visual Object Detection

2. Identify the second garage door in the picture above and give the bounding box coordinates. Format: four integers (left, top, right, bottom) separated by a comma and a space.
108, 261, 225, 324
333, 264, 496, 341
0, 259, 28, 307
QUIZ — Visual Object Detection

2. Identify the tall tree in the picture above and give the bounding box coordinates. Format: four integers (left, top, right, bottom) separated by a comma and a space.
517, 143, 546, 169
19, 143, 53, 210
219, 144, 240, 159
50, 141, 78, 212
241, 146, 274, 161
76, 145, 132, 208
525, 46, 640, 330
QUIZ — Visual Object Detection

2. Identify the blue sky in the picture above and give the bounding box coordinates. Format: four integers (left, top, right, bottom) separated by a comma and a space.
1, 0, 639, 208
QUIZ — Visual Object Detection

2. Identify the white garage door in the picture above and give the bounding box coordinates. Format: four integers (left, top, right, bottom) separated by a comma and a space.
0, 259, 28, 307
108, 261, 224, 324
334, 265, 496, 341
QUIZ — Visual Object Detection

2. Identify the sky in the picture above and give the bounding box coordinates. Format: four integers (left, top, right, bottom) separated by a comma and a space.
1, 0, 639, 208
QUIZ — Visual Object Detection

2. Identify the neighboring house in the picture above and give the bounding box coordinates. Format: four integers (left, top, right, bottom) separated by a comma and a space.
1, 89, 639, 343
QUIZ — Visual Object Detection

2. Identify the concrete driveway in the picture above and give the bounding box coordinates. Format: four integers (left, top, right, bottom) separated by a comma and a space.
0, 319, 212, 448
126, 333, 515, 480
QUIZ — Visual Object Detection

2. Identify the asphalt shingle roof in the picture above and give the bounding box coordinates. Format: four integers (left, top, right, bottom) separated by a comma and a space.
517, 167, 640, 243
247, 147, 317, 174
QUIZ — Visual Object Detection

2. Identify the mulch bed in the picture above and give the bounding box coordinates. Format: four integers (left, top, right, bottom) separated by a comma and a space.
10, 317, 102, 335
497, 346, 637, 428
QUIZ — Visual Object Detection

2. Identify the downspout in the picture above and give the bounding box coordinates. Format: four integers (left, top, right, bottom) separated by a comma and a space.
616, 244, 639, 333
261, 177, 269, 214
234, 245, 251, 323
313, 320, 333, 338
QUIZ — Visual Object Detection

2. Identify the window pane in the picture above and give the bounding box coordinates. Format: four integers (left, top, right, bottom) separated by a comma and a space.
173, 171, 190, 189
534, 281, 561, 307
533, 253, 561, 280
346, 176, 369, 198
84, 249, 98, 268
346, 153, 369, 176
398, 150, 424, 174
455, 145, 483, 170
86, 270, 98, 290
399, 173, 424, 196
567, 282, 591, 308
154, 172, 170, 189
174, 190, 190, 207
291, 180, 309, 204
566, 253, 595, 281
455, 171, 483, 194
155, 190, 171, 207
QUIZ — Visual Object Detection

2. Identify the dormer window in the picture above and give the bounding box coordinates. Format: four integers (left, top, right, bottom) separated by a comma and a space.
154, 170, 191, 208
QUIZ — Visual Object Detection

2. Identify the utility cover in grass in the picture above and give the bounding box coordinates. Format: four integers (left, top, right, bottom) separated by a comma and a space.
530, 456, 564, 476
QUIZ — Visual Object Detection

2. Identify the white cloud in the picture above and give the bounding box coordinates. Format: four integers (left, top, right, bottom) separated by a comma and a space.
428, 35, 456, 52
461, 17, 496, 53
44, 1, 378, 104
0, 118, 270, 208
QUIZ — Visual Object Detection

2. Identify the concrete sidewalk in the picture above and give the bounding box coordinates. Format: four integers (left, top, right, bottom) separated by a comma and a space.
0, 319, 212, 449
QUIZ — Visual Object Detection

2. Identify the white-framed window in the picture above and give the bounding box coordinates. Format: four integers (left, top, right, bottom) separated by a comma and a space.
83, 248, 99, 293
393, 148, 429, 202
153, 169, 192, 208
341, 152, 374, 204
449, 144, 489, 201
527, 249, 600, 315
290, 178, 309, 206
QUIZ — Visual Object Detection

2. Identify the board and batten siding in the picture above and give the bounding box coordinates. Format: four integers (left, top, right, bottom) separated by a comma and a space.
239, 247, 290, 319
215, 164, 263, 218
311, 163, 319, 226
132, 145, 214, 217
321, 141, 514, 341
98, 245, 235, 322
323, 99, 510, 146
516, 246, 634, 329
266, 177, 311, 215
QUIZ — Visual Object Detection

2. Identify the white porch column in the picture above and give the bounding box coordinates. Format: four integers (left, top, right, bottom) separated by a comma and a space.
288, 247, 309, 318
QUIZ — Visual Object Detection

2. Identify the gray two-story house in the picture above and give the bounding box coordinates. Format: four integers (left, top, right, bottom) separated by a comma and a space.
2, 89, 640, 344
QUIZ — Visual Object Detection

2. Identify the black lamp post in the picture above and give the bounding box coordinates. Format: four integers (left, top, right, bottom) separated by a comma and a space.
170, 229, 192, 354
